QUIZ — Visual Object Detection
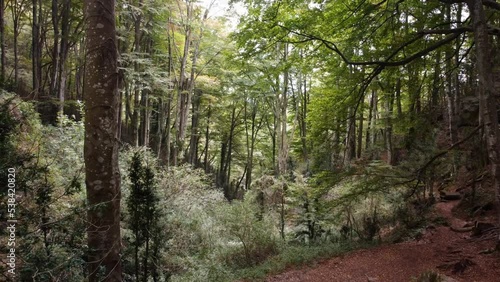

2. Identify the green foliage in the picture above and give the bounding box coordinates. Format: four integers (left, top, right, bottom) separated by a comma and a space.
217, 196, 280, 267
0, 95, 87, 281
125, 149, 162, 281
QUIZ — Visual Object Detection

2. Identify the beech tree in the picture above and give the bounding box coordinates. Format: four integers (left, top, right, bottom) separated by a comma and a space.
83, 0, 122, 280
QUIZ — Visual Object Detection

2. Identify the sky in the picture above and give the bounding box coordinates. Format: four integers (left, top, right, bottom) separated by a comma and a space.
199, 0, 246, 29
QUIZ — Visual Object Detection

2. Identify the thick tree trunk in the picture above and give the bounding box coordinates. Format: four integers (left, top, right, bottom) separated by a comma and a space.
468, 0, 500, 250
0, 0, 5, 84
83, 0, 122, 280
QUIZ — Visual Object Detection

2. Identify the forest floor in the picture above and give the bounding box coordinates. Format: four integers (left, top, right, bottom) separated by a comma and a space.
267, 194, 500, 282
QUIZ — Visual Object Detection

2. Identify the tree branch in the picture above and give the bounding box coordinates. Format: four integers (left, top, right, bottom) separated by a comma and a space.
278, 24, 467, 67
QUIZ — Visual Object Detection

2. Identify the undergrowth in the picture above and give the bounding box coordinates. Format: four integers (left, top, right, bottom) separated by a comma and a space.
233, 241, 377, 281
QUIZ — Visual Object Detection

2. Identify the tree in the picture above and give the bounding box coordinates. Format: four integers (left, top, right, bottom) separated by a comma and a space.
83, 0, 122, 280
467, 0, 500, 250
127, 151, 160, 282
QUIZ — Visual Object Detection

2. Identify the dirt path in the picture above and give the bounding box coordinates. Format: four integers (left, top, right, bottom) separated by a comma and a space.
267, 200, 500, 282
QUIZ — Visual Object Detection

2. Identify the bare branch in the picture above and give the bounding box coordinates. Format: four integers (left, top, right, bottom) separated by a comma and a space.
418, 26, 473, 34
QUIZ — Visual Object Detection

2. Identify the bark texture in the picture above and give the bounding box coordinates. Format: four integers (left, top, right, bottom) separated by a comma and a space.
468, 0, 500, 249
83, 0, 122, 280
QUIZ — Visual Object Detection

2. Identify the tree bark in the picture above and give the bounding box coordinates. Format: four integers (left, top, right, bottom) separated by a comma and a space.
57, 0, 71, 117
370, 90, 378, 147
445, 4, 458, 149
366, 89, 375, 150
32, 0, 41, 98
50, 0, 61, 105
204, 105, 211, 172
188, 89, 202, 165
385, 89, 395, 165
468, 0, 500, 250
357, 100, 364, 159
0, 0, 5, 84
277, 43, 289, 175
173, 1, 193, 165
83, 0, 122, 280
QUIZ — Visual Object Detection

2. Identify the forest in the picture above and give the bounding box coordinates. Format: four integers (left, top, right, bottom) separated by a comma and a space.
0, 0, 500, 281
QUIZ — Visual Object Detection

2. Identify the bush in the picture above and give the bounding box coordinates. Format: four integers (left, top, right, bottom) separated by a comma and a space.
217, 196, 280, 267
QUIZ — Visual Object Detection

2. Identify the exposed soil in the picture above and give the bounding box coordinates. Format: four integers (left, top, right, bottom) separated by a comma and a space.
267, 198, 500, 282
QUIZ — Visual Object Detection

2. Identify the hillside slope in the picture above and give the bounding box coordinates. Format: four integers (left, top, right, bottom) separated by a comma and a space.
267, 197, 499, 282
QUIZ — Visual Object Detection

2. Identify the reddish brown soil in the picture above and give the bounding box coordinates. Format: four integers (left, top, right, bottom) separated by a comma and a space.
267, 199, 500, 282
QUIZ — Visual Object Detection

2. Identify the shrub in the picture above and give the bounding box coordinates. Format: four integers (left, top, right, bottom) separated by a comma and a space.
217, 196, 280, 267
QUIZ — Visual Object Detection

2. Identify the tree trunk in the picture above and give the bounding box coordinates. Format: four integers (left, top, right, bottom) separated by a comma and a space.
0, 0, 5, 84
366, 89, 375, 150
385, 89, 395, 166
50, 0, 61, 108
445, 3, 458, 146
468, 0, 500, 250
83, 0, 122, 280
346, 107, 356, 165
130, 0, 143, 147
155, 98, 164, 158
139, 89, 149, 146
173, 2, 193, 165
13, 16, 19, 86
188, 89, 202, 165
32, 0, 40, 98
357, 100, 364, 159
57, 0, 71, 118
245, 100, 261, 189
300, 75, 308, 161
370, 90, 378, 147
204, 105, 211, 172
160, 25, 174, 166
11, 1, 26, 88
277, 44, 289, 175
